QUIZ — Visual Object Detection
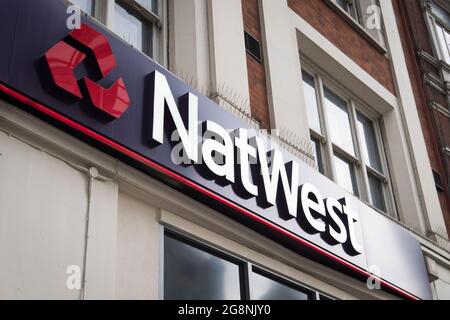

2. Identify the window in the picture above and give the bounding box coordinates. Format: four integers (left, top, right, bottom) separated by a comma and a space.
164, 232, 243, 299
113, 0, 162, 58
429, 2, 450, 65
67, 1, 165, 61
333, 153, 359, 196
114, 1, 153, 56
431, 1, 450, 25
69, 0, 94, 15
330, 0, 386, 49
318, 294, 334, 300
301, 68, 395, 216
250, 268, 311, 300
434, 24, 450, 64
357, 112, 382, 172
324, 88, 355, 155
311, 137, 324, 174
135, 0, 158, 13
244, 31, 263, 62
302, 71, 322, 133
336, 0, 360, 22
163, 231, 328, 300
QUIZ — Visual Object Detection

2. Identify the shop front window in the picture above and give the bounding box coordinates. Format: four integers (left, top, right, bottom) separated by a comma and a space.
164, 233, 242, 300
250, 268, 311, 300
163, 231, 329, 301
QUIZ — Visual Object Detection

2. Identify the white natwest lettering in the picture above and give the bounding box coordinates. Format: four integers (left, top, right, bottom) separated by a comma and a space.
151, 70, 199, 162
251, 136, 299, 219
150, 70, 364, 255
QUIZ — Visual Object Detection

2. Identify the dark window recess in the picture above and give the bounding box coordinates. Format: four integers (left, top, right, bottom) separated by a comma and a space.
164, 232, 243, 300
163, 230, 324, 300
433, 169, 445, 192
244, 31, 262, 62
250, 267, 312, 300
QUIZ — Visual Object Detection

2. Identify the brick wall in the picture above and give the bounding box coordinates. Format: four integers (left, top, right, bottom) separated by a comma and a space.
393, 0, 450, 233
242, 0, 271, 129
288, 0, 397, 95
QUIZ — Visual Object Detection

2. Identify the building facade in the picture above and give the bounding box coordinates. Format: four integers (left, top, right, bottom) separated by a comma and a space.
0, 0, 449, 300
394, 0, 450, 241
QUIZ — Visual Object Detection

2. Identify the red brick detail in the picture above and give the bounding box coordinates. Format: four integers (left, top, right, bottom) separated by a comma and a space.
242, 0, 271, 129
288, 0, 396, 95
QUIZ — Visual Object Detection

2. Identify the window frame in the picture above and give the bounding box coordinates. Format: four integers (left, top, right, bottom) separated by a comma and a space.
249, 265, 316, 300
68, 0, 96, 16
301, 59, 397, 218
434, 22, 450, 64
70, 0, 168, 65
161, 227, 333, 300
163, 228, 248, 300
336, 0, 361, 22
325, 0, 387, 53
114, 1, 154, 56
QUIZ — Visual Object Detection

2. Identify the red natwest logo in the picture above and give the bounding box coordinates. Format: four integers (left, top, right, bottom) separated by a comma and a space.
44, 23, 130, 118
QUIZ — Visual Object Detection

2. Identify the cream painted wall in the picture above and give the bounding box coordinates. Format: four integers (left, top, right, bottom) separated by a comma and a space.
170, 0, 211, 94
0, 130, 87, 299
0, 121, 118, 299
259, 0, 310, 142
115, 191, 160, 299
206, 0, 251, 113
83, 178, 118, 299
429, 259, 450, 299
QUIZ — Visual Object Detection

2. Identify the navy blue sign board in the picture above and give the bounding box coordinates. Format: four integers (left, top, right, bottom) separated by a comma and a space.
0, 0, 432, 299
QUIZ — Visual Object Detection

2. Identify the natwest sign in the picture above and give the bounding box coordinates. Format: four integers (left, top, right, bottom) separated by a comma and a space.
0, 0, 432, 300
148, 69, 365, 256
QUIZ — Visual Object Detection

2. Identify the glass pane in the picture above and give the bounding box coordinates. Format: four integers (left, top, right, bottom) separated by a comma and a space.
357, 113, 382, 172
445, 30, 450, 59
114, 2, 152, 56
250, 270, 310, 300
368, 173, 386, 212
347, 0, 359, 21
164, 234, 242, 300
311, 137, 324, 174
70, 0, 93, 15
136, 0, 158, 14
431, 2, 450, 25
333, 153, 358, 195
436, 24, 450, 64
324, 88, 355, 155
336, 0, 349, 12
336, 0, 358, 20
302, 71, 321, 133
